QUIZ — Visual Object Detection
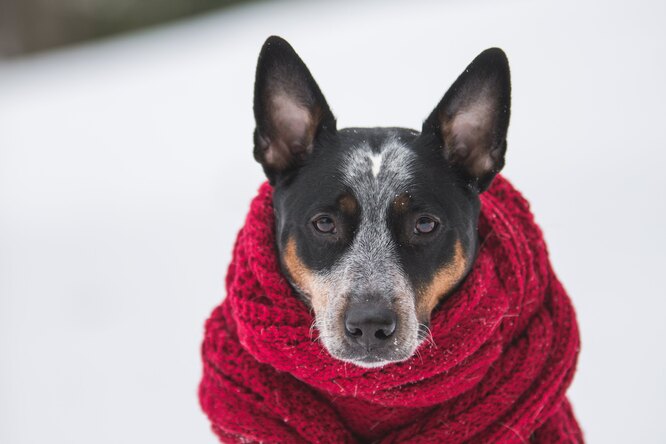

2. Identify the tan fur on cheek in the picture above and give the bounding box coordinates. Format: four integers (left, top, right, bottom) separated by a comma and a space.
417, 239, 468, 320
282, 237, 328, 314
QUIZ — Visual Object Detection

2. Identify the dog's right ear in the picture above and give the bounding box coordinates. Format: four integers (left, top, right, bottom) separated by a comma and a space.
253, 36, 336, 183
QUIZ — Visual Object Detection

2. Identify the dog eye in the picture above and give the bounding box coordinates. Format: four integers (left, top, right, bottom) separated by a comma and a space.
414, 216, 438, 234
313, 216, 336, 234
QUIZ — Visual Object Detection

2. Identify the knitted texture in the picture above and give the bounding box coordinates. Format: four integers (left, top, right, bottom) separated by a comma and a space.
199, 176, 583, 443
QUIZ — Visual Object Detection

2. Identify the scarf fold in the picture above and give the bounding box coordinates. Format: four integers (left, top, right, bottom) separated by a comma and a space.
199, 176, 583, 443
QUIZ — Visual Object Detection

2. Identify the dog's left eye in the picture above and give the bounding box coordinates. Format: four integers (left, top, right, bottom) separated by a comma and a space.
414, 216, 438, 234
313, 216, 336, 234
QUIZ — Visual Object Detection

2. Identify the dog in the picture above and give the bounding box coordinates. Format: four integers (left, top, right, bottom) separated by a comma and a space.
252, 36, 510, 368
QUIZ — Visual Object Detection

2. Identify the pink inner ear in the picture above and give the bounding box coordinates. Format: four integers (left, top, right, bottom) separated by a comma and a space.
264, 94, 315, 170
443, 96, 498, 178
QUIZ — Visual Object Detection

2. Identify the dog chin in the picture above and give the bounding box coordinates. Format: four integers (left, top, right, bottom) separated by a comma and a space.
341, 357, 400, 368
328, 348, 415, 368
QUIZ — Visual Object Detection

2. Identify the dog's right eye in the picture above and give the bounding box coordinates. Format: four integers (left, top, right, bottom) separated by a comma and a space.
313, 216, 336, 234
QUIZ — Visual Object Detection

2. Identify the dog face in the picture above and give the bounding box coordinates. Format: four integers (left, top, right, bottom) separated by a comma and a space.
252, 36, 511, 367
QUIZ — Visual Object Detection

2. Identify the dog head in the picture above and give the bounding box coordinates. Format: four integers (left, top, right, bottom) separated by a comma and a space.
252, 36, 510, 367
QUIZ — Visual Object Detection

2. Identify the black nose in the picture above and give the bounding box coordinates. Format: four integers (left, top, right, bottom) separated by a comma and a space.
344, 303, 397, 348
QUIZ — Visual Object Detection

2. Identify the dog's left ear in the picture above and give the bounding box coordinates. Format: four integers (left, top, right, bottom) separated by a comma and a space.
253, 36, 336, 183
424, 48, 511, 192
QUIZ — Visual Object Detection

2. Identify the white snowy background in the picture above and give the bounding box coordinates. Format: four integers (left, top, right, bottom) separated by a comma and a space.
1, 0, 665, 442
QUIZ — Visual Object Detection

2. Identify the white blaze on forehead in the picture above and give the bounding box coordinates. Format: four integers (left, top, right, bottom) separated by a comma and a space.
370, 152, 382, 178
341, 137, 415, 192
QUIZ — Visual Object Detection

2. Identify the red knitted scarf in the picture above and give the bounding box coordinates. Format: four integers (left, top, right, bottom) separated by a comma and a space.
199, 176, 583, 443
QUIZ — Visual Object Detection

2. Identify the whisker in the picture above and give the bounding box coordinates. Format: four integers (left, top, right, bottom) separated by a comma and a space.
418, 323, 437, 348
414, 347, 424, 364
309, 319, 318, 340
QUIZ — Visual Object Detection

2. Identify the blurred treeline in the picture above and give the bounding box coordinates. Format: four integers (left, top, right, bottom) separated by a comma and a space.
0, 0, 254, 57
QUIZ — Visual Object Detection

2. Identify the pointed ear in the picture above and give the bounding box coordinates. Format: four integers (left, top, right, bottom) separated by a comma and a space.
423, 48, 511, 192
253, 36, 336, 182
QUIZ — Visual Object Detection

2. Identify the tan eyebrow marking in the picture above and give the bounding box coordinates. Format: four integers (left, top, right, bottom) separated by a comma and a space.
338, 193, 358, 215
392, 192, 411, 214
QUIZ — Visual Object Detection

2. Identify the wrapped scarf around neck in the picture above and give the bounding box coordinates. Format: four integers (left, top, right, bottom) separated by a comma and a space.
199, 176, 583, 443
